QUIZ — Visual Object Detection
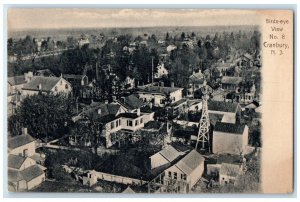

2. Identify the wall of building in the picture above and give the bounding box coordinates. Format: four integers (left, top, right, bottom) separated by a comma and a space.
187, 161, 204, 188
213, 132, 245, 155
50, 78, 72, 95
150, 153, 169, 169
27, 173, 45, 190
10, 142, 36, 157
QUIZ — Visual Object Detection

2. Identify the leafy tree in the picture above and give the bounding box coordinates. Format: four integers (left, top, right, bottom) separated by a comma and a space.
181, 32, 186, 41
8, 94, 75, 141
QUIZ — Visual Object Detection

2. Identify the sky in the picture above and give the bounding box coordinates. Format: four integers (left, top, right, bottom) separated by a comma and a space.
7, 9, 261, 30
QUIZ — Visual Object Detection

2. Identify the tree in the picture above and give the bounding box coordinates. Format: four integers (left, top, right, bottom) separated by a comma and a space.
8, 94, 75, 141
165, 32, 170, 41
181, 32, 186, 41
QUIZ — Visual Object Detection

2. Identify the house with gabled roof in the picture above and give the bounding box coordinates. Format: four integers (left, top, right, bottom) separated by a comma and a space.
8, 129, 46, 192
162, 150, 205, 193
212, 122, 249, 155
22, 75, 72, 96
221, 76, 242, 91
149, 144, 187, 170
113, 94, 144, 113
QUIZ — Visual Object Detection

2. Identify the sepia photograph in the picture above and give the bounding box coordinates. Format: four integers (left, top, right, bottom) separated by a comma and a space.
5, 8, 294, 194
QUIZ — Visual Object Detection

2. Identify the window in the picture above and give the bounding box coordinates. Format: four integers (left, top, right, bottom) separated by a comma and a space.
181, 174, 187, 180
54, 86, 58, 91
173, 172, 177, 180
60, 80, 63, 85
127, 120, 133, 127
116, 120, 119, 127
65, 84, 69, 89
140, 118, 143, 124
160, 99, 164, 104
168, 171, 172, 178
118, 119, 121, 126
111, 121, 115, 129
135, 120, 139, 126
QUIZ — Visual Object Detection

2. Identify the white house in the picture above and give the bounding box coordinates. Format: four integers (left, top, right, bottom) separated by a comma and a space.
137, 84, 183, 107
8, 129, 46, 192
212, 122, 249, 155
220, 76, 242, 91
154, 63, 169, 79
22, 76, 72, 96
162, 150, 205, 193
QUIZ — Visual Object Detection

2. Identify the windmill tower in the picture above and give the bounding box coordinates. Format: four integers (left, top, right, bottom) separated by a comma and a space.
195, 80, 210, 152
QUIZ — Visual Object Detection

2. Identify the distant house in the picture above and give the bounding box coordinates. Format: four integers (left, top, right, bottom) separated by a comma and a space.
22, 76, 72, 96
78, 38, 90, 48
154, 63, 169, 79
208, 101, 241, 124
123, 76, 135, 89
220, 76, 242, 91
162, 150, 205, 193
187, 71, 204, 98
137, 83, 183, 107
8, 129, 46, 192
34, 69, 55, 77
149, 144, 185, 170
63, 74, 89, 87
7, 73, 33, 116
207, 153, 244, 186
166, 45, 177, 53
212, 122, 249, 155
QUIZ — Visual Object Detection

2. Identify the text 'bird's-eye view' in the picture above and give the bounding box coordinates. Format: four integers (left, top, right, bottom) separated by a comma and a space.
7, 9, 262, 193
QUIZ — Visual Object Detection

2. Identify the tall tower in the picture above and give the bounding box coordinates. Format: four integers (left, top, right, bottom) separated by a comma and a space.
195, 80, 210, 151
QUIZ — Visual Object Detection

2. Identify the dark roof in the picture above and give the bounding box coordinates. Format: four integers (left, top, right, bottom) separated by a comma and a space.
21, 164, 45, 182
83, 103, 121, 121
208, 101, 240, 113
138, 86, 183, 95
216, 154, 243, 165
8, 164, 45, 183
221, 76, 242, 85
63, 74, 85, 80
117, 113, 139, 119
173, 127, 196, 139
175, 150, 204, 175
8, 154, 26, 169
214, 122, 246, 135
118, 95, 144, 110
8, 134, 36, 150
143, 121, 163, 130
22, 76, 61, 91
8, 75, 26, 86
170, 99, 187, 107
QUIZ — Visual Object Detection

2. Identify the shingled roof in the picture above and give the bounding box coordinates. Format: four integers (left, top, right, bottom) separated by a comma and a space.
158, 145, 182, 163
214, 122, 246, 135
175, 150, 204, 175
8, 134, 36, 151
22, 76, 61, 92
118, 95, 144, 110
221, 76, 242, 85
8, 154, 26, 169
208, 101, 240, 113
8, 75, 26, 86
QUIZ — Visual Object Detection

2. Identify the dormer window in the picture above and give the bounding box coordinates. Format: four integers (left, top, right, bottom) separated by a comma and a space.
55, 86, 58, 91
65, 84, 69, 89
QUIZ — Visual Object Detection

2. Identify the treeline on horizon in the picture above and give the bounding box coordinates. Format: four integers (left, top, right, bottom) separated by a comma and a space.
8, 29, 261, 91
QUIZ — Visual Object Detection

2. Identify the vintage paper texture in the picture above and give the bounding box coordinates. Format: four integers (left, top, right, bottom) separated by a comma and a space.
6, 9, 294, 194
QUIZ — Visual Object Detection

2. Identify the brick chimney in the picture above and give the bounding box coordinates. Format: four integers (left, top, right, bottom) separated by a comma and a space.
22, 127, 28, 135
171, 82, 174, 88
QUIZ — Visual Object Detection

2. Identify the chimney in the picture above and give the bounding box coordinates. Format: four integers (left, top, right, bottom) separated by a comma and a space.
171, 82, 174, 88
105, 100, 108, 104
137, 108, 141, 116
97, 109, 101, 115
22, 127, 28, 135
